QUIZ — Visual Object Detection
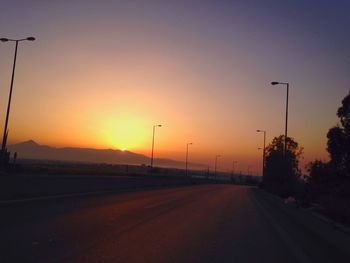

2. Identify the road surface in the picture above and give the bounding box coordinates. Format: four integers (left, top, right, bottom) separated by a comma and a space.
1, 185, 350, 262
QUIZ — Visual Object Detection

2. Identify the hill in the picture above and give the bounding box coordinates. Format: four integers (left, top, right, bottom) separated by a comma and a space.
8, 140, 203, 169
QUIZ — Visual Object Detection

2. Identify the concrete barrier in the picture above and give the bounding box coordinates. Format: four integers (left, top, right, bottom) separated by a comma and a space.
0, 173, 212, 201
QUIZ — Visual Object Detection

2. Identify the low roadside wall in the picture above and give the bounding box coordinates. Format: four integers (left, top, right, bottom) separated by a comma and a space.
0, 173, 212, 201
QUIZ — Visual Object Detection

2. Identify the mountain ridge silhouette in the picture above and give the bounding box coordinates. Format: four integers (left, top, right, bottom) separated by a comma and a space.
8, 140, 205, 169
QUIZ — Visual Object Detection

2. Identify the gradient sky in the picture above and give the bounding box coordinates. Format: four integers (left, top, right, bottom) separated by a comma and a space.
0, 0, 349, 174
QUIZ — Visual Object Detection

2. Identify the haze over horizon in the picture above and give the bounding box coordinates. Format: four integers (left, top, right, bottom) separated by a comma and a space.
1, 0, 349, 174
8, 139, 209, 170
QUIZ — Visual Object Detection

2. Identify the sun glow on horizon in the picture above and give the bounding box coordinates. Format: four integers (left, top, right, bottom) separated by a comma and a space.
100, 115, 150, 151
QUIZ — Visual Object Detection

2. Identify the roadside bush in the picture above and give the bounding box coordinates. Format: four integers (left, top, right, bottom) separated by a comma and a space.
303, 92, 350, 224
262, 135, 303, 198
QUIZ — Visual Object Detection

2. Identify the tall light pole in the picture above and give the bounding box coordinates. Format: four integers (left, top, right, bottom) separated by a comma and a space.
150, 124, 162, 168
0, 37, 35, 161
214, 155, 221, 180
247, 165, 251, 176
256, 130, 266, 178
231, 160, 237, 178
185, 142, 193, 177
271, 81, 289, 156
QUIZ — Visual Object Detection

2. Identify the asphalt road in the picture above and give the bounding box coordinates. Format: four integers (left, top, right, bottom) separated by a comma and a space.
1, 185, 350, 263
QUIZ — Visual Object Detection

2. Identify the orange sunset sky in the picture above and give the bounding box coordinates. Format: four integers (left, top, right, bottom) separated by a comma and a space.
1, 1, 349, 174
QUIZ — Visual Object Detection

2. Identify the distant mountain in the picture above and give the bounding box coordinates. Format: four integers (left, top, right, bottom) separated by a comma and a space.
8, 140, 204, 169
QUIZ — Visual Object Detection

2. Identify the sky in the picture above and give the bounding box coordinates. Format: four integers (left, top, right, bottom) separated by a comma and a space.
0, 0, 349, 174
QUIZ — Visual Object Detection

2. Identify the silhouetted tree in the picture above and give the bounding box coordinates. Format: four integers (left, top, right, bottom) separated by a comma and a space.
327, 127, 347, 174
338, 92, 350, 132
263, 135, 303, 197
307, 160, 330, 185
308, 92, 350, 181
306, 92, 350, 223
305, 160, 333, 200
326, 92, 350, 177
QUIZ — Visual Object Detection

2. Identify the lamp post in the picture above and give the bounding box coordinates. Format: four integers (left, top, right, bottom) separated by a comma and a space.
150, 124, 162, 168
271, 81, 289, 157
256, 130, 266, 178
247, 165, 251, 176
214, 155, 221, 180
0, 37, 35, 161
185, 142, 193, 177
231, 160, 237, 179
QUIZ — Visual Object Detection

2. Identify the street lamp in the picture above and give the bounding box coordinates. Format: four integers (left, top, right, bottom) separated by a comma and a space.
214, 155, 221, 180
271, 81, 289, 156
185, 142, 193, 177
231, 160, 238, 178
150, 124, 162, 168
257, 129, 266, 178
0, 37, 35, 161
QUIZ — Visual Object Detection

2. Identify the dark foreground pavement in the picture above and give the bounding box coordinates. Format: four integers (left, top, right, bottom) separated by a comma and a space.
1, 185, 350, 263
